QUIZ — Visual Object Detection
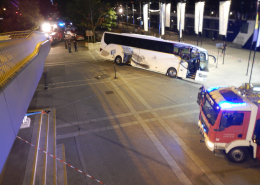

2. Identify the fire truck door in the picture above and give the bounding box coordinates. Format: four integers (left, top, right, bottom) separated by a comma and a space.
253, 120, 260, 161
216, 111, 250, 143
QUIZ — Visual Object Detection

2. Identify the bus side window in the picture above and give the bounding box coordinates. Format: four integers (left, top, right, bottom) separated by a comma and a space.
129, 37, 139, 48
140, 39, 152, 50
162, 43, 173, 54
151, 41, 162, 52
121, 35, 129, 46
105, 33, 121, 45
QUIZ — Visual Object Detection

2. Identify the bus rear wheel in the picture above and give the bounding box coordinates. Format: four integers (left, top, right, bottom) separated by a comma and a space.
115, 56, 123, 65
227, 147, 248, 163
167, 67, 177, 78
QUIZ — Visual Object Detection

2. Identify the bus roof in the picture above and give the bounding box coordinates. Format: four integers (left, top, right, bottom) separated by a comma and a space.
104, 32, 207, 52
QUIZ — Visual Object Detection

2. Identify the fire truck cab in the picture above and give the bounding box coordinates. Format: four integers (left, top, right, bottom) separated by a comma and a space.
197, 83, 260, 163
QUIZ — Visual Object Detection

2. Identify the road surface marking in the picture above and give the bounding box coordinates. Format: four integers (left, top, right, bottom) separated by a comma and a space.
30, 114, 43, 185
118, 73, 224, 185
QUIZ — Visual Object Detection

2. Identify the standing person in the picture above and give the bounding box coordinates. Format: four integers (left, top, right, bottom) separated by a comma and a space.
74, 40, 78, 52
65, 40, 67, 49
68, 41, 71, 53
222, 41, 227, 54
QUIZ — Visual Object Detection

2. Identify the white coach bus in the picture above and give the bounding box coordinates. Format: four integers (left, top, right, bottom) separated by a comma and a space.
100, 32, 211, 81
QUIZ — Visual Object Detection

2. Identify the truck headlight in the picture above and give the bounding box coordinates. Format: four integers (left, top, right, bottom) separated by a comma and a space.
206, 140, 214, 150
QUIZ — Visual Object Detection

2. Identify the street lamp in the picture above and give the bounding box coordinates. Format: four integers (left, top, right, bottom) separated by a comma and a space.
119, 8, 123, 27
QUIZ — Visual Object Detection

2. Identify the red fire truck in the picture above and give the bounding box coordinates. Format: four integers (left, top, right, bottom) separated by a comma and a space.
197, 83, 260, 163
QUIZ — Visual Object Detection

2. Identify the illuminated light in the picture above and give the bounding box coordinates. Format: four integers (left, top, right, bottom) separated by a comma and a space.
174, 11, 176, 13
203, 129, 206, 132
211, 11, 214, 14
70, 22, 72, 25
53, 24, 57, 28
42, 23, 51, 32
45, 33, 49, 37
3, 8, 6, 11
253, 87, 260, 91
230, 12, 232, 15
20, 14, 22, 15
16, 12, 18, 14
207, 86, 227, 92
207, 140, 214, 149
219, 101, 247, 109
119, 8, 123, 13
59, 23, 65, 26
171, 20, 173, 22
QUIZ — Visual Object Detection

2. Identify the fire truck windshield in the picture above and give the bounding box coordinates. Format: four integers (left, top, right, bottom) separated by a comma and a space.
202, 99, 219, 126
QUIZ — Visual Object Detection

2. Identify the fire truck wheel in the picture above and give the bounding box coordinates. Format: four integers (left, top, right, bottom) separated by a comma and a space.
167, 67, 177, 78
227, 147, 248, 163
115, 56, 123, 65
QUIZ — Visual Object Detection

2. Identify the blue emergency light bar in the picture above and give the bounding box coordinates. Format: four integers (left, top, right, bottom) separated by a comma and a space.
219, 101, 247, 109
207, 86, 227, 93
59, 23, 65, 26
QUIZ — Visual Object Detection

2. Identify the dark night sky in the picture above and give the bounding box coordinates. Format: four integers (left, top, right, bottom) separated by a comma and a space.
53, 0, 257, 17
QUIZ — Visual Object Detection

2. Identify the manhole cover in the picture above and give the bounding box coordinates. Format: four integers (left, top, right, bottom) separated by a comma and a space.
95, 74, 110, 80
105, 91, 114, 95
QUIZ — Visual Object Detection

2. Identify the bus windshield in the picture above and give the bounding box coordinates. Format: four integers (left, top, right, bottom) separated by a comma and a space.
202, 98, 219, 126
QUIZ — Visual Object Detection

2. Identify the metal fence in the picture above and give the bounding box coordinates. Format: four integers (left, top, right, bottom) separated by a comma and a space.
0, 30, 32, 40
0, 31, 47, 88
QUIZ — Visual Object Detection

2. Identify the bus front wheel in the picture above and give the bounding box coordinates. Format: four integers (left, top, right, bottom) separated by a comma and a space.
167, 67, 177, 78
115, 56, 123, 65
226, 147, 248, 163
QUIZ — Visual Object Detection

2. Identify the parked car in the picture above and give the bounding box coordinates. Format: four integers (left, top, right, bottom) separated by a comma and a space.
75, 32, 85, 40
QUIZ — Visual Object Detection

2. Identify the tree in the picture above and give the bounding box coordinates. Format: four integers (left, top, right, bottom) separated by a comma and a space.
67, 0, 111, 42
1, 0, 43, 32
101, 8, 117, 31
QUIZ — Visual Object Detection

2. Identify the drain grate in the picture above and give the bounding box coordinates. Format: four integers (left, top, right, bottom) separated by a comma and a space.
105, 91, 114, 95
95, 74, 110, 80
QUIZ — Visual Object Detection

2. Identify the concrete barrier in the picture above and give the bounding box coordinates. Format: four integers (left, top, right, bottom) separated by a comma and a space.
0, 34, 50, 174
86, 42, 100, 50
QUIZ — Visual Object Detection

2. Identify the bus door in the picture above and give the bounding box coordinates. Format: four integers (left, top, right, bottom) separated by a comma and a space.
130, 47, 141, 67
253, 120, 260, 161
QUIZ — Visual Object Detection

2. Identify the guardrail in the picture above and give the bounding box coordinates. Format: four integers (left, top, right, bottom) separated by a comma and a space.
0, 31, 48, 88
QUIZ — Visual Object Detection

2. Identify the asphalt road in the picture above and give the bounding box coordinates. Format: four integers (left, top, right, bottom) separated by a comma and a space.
1, 40, 260, 185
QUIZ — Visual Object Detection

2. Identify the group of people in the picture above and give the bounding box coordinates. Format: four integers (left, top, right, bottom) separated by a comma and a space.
65, 40, 78, 53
